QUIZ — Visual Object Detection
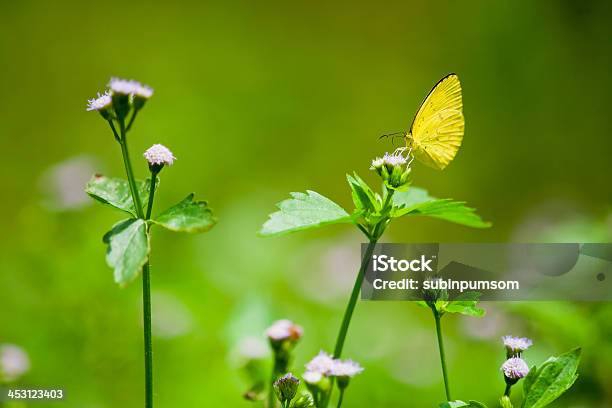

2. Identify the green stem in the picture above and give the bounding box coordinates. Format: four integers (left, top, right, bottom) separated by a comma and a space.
336, 389, 345, 408
333, 239, 377, 359
433, 309, 451, 401
116, 119, 153, 408
146, 175, 157, 219
504, 384, 512, 397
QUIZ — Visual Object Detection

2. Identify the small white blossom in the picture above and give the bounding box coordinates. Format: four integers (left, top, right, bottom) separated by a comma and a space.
143, 144, 176, 166
302, 370, 323, 384
305, 351, 335, 375
370, 157, 385, 169
0, 344, 30, 382
382, 151, 407, 166
109, 77, 153, 98
86, 91, 112, 111
265, 319, 303, 342
502, 336, 532, 355
330, 359, 364, 378
501, 357, 530, 380
135, 83, 154, 99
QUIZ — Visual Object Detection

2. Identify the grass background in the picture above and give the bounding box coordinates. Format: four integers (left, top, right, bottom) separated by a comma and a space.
0, 0, 611, 406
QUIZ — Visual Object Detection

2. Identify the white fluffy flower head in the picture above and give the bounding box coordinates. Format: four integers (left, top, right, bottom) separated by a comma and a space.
330, 359, 364, 378
501, 357, 530, 380
302, 370, 323, 384
109, 77, 154, 98
86, 92, 112, 111
144, 144, 176, 166
305, 351, 335, 375
265, 319, 303, 342
502, 336, 533, 355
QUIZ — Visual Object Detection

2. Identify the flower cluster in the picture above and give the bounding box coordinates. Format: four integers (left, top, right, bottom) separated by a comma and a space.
86, 77, 154, 122
500, 335, 532, 387
144, 144, 176, 172
370, 149, 412, 190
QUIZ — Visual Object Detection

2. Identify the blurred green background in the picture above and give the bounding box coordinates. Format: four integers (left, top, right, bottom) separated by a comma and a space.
1, 0, 611, 406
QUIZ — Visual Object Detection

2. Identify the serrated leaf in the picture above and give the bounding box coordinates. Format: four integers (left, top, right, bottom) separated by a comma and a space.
260, 190, 354, 236
522, 348, 581, 408
86, 174, 155, 216
443, 292, 486, 317
152, 193, 216, 233
346, 173, 380, 213
103, 218, 149, 286
392, 187, 491, 228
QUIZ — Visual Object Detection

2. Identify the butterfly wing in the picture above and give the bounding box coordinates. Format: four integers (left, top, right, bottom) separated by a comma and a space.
408, 73, 464, 170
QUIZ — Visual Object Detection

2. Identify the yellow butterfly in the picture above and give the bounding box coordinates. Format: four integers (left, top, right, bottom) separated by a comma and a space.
404, 73, 464, 170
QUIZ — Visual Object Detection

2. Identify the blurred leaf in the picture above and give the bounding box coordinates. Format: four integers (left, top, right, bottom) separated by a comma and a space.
392, 187, 491, 228
346, 172, 380, 213
522, 348, 581, 408
152, 194, 216, 233
260, 190, 354, 236
442, 292, 486, 317
86, 174, 154, 216
103, 218, 149, 285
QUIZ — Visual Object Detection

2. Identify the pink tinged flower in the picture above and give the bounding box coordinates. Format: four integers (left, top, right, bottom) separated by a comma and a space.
0, 344, 30, 382
330, 359, 364, 378
502, 335, 533, 355
265, 319, 304, 342
143, 144, 176, 166
302, 370, 323, 384
305, 351, 335, 375
109, 77, 154, 98
86, 91, 112, 111
501, 357, 530, 380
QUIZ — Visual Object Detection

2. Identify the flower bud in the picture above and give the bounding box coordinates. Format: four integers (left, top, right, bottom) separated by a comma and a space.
500, 395, 513, 408
274, 373, 299, 404
501, 357, 530, 385
292, 394, 314, 408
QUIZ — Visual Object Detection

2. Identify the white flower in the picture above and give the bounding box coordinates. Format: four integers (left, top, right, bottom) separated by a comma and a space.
370, 157, 385, 169
0, 344, 30, 382
86, 91, 112, 111
501, 357, 530, 380
330, 359, 364, 377
305, 351, 335, 375
302, 370, 323, 384
109, 77, 153, 98
265, 319, 303, 342
502, 336, 532, 355
382, 152, 407, 166
135, 83, 154, 98
143, 144, 176, 166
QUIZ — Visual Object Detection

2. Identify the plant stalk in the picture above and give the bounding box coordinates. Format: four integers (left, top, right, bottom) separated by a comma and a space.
336, 389, 345, 408
504, 384, 512, 397
433, 309, 452, 401
117, 118, 154, 408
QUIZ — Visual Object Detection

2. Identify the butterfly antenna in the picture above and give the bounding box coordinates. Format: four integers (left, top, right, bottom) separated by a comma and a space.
379, 131, 405, 140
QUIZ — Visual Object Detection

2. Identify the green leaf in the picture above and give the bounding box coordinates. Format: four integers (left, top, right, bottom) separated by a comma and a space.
86, 174, 154, 216
346, 173, 380, 213
103, 218, 149, 286
152, 193, 216, 233
522, 348, 581, 408
443, 292, 486, 317
260, 190, 354, 236
392, 187, 491, 228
